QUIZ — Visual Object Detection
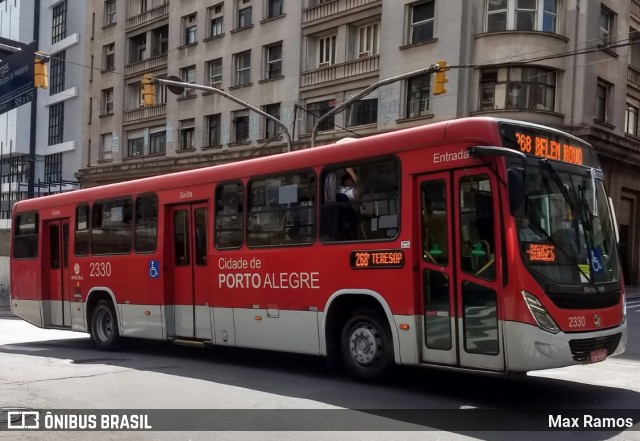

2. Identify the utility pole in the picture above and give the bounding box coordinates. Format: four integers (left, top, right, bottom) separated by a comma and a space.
310, 63, 448, 147
148, 76, 293, 152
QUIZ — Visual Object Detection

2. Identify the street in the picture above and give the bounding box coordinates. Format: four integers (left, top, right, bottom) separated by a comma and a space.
0, 300, 638, 441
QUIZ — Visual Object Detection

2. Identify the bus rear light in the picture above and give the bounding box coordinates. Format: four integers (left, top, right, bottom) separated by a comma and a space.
522, 290, 560, 334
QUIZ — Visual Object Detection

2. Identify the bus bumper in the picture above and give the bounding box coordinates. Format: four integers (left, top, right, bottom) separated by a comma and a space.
503, 320, 627, 373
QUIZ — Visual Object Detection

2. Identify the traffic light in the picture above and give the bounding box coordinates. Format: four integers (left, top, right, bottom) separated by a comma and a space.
34, 53, 48, 89
141, 73, 156, 106
433, 60, 449, 96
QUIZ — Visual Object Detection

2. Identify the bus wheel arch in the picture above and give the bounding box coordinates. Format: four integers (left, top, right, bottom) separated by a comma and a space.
324, 292, 398, 381
86, 289, 120, 351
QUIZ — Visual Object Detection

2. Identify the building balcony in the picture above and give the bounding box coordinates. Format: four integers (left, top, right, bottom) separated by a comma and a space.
303, 0, 380, 24
126, 3, 169, 31
125, 54, 168, 76
633, 0, 640, 21
628, 66, 640, 91
123, 103, 166, 124
301, 55, 379, 89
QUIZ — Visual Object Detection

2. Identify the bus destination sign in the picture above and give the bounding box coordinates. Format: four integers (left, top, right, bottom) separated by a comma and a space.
499, 122, 601, 169
351, 249, 405, 269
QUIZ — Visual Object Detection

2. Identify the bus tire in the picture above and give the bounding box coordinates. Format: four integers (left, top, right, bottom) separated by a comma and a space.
90, 300, 120, 351
340, 308, 393, 381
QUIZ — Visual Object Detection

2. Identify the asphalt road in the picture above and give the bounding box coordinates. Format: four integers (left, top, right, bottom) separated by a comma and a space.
0, 306, 638, 441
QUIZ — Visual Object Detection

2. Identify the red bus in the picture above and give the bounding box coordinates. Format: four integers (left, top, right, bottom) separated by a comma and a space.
10, 117, 626, 379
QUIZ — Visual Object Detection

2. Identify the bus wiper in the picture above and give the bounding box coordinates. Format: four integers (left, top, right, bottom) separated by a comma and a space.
540, 159, 596, 286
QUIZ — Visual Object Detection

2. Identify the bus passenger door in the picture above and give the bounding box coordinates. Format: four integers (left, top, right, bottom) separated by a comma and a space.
453, 168, 505, 371
418, 169, 505, 372
43, 219, 71, 327
417, 174, 457, 365
170, 203, 211, 340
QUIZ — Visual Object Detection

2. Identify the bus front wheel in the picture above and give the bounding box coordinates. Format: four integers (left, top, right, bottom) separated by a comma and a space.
90, 300, 120, 350
340, 308, 393, 381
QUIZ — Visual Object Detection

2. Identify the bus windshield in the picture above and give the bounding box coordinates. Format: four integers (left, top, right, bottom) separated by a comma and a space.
515, 162, 620, 286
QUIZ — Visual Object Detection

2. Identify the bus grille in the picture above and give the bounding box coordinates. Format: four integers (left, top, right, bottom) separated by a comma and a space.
568, 333, 622, 363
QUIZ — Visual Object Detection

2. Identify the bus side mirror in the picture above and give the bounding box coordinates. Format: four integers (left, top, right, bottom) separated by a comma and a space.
508, 168, 527, 217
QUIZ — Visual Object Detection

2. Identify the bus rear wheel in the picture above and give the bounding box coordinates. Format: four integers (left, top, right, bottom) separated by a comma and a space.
90, 300, 120, 350
340, 308, 393, 381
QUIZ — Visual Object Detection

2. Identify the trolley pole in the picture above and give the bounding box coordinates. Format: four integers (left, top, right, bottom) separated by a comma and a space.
310, 64, 442, 147
153, 77, 293, 152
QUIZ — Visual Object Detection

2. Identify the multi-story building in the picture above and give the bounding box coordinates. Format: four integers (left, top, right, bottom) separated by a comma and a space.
81, 0, 299, 184
80, 0, 640, 284
0, 0, 82, 231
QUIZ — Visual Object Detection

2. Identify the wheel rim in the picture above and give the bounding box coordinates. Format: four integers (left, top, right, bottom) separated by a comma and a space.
348, 321, 382, 367
95, 308, 113, 343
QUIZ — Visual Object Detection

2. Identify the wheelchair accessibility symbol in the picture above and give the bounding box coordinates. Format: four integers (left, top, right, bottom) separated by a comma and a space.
590, 248, 604, 274
149, 260, 160, 279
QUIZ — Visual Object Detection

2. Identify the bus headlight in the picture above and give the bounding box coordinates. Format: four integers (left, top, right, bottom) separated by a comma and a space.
522, 290, 560, 334
622, 293, 627, 325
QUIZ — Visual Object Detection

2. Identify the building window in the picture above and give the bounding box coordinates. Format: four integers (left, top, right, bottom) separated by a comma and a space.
267, 0, 283, 18
206, 114, 222, 146
307, 99, 335, 132
235, 51, 251, 86
599, 6, 613, 47
208, 3, 224, 37
595, 80, 610, 123
479, 66, 556, 111
52, 0, 67, 44
179, 120, 195, 150
265, 43, 282, 79
318, 34, 336, 67
101, 88, 114, 115
181, 65, 196, 97
630, 29, 640, 70
406, 74, 430, 118
44, 153, 63, 183
263, 103, 280, 139
347, 98, 378, 127
410, 2, 434, 44
129, 33, 147, 63
237, 0, 252, 29
184, 13, 197, 45
233, 111, 250, 143
100, 133, 113, 161
486, 0, 558, 34
104, 0, 116, 26
127, 130, 144, 157
625, 103, 639, 137
103, 43, 115, 70
207, 58, 223, 88
49, 51, 66, 95
48, 102, 64, 146
149, 127, 166, 154
358, 23, 379, 57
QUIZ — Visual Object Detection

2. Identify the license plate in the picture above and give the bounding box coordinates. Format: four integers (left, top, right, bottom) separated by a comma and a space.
589, 348, 608, 363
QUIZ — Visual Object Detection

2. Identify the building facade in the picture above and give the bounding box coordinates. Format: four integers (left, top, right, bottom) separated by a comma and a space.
0, 0, 82, 230
80, 0, 640, 284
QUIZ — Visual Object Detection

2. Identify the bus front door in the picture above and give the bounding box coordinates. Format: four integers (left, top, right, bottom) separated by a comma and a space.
43, 219, 70, 327
418, 168, 505, 372
170, 203, 211, 340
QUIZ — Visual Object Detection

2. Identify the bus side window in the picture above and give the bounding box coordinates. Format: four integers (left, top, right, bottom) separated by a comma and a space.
75, 204, 90, 256
215, 182, 244, 249
320, 158, 399, 242
13, 212, 39, 259
134, 194, 158, 253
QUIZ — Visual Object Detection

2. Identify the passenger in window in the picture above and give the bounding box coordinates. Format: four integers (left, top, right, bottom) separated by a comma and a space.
338, 167, 359, 200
